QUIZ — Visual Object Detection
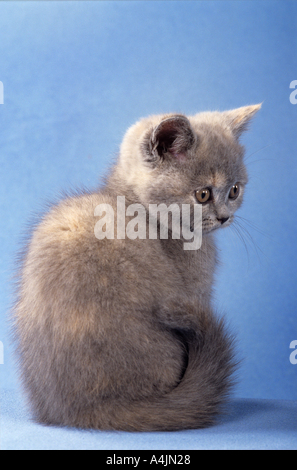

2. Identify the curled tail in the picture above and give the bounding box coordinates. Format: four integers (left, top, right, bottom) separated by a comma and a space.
64, 316, 237, 431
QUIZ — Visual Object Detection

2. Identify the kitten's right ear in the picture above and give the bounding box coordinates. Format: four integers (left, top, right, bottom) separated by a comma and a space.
223, 104, 262, 138
145, 115, 196, 163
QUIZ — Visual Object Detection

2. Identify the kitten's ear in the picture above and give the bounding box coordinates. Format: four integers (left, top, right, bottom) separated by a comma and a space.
223, 104, 262, 138
149, 115, 195, 162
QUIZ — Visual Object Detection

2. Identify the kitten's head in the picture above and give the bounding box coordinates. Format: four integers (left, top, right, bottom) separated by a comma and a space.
117, 105, 261, 234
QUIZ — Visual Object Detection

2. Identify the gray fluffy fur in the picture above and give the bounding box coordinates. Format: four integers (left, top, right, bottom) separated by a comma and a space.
12, 105, 261, 431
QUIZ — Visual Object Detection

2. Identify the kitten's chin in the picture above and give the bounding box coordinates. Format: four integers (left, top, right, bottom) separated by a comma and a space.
202, 226, 217, 235
202, 220, 232, 234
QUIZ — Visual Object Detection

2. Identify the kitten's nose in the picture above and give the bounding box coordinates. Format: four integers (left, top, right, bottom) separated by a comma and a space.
217, 216, 229, 225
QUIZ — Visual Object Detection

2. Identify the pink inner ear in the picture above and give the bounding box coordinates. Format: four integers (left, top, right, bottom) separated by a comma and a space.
172, 152, 187, 162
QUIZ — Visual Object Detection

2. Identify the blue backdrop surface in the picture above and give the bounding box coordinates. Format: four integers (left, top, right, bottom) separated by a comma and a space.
0, 0, 296, 413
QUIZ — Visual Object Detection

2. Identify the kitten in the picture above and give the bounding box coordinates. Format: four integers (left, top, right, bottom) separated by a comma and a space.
12, 105, 261, 431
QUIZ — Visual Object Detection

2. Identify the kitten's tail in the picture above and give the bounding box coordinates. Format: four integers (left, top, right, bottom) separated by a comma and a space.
94, 315, 237, 431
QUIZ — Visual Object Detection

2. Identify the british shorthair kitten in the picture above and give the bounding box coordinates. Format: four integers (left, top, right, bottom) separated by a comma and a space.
12, 104, 261, 431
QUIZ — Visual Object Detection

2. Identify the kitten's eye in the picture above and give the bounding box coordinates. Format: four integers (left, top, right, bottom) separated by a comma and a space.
229, 183, 240, 200
195, 188, 211, 204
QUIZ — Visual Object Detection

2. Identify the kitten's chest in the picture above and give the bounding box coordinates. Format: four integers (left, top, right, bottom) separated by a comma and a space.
157, 236, 216, 305
181, 246, 214, 295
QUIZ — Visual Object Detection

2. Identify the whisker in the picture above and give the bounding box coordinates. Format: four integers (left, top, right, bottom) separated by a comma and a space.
246, 157, 275, 166
230, 222, 250, 264
235, 215, 274, 242
245, 143, 279, 170
245, 142, 277, 162
234, 218, 262, 249
232, 218, 263, 264
235, 217, 277, 268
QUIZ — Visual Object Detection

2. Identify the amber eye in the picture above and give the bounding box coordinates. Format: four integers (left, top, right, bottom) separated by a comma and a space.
229, 183, 240, 199
195, 188, 211, 204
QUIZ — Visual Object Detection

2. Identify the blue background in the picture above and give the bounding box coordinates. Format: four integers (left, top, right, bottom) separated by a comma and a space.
0, 0, 296, 407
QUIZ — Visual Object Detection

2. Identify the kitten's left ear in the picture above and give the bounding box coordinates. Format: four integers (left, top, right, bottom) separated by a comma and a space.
149, 115, 196, 162
223, 104, 262, 138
